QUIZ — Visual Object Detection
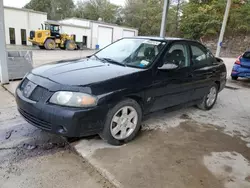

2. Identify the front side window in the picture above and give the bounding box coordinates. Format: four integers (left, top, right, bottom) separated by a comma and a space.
190, 43, 213, 67
50, 25, 59, 33
45, 24, 60, 33
94, 38, 166, 68
163, 43, 190, 68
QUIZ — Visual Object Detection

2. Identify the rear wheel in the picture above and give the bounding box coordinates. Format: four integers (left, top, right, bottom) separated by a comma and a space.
99, 99, 142, 145
65, 40, 76, 50
231, 76, 238, 80
44, 39, 56, 50
197, 84, 218, 110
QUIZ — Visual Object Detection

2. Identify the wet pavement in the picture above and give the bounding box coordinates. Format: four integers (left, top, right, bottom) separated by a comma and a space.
78, 122, 250, 188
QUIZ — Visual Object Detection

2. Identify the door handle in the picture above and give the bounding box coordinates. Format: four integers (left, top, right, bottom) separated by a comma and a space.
188, 73, 194, 78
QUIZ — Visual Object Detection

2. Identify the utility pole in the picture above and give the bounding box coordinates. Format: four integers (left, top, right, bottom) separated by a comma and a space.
0, 0, 9, 84
175, 0, 181, 32
215, 0, 231, 57
160, 0, 170, 37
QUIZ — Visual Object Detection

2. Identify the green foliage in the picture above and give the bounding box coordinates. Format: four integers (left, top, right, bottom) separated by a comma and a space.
180, 1, 223, 39
74, 0, 119, 23
24, 0, 75, 20
180, 0, 250, 39
123, 0, 164, 35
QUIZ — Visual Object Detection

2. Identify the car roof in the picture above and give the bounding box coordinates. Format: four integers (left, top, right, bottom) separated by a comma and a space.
125, 36, 196, 42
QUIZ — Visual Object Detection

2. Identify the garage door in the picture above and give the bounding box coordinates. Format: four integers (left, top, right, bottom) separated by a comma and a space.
98, 27, 113, 49
123, 30, 135, 37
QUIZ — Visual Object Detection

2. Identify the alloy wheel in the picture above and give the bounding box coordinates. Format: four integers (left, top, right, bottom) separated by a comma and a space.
206, 86, 217, 107
110, 106, 138, 140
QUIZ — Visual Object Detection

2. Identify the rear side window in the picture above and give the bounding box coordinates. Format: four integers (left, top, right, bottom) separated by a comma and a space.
243, 52, 250, 59
190, 43, 214, 67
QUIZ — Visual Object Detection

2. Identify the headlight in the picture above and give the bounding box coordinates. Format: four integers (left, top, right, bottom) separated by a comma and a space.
49, 91, 97, 107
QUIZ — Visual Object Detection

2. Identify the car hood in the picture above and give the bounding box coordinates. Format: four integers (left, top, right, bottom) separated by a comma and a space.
31, 58, 142, 86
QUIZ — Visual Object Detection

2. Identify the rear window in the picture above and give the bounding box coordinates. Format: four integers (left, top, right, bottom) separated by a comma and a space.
243, 52, 250, 59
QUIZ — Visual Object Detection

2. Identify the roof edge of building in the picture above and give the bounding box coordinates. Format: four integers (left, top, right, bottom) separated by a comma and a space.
61, 17, 138, 31
46, 20, 90, 29
4, 6, 47, 15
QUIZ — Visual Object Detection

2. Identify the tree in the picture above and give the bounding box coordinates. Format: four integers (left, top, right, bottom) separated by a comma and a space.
179, 0, 250, 39
24, 0, 75, 20
74, 0, 119, 23
123, 0, 164, 35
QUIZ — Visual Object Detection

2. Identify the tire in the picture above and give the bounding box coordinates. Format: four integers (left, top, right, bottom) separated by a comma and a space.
197, 84, 218, 110
65, 40, 76, 50
99, 99, 142, 145
44, 39, 56, 50
39, 46, 45, 49
231, 76, 238, 80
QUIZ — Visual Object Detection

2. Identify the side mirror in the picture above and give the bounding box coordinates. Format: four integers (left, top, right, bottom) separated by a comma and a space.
158, 63, 178, 70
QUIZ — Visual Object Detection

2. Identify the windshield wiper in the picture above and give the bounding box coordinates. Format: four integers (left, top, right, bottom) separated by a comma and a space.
101, 58, 125, 66
92, 54, 105, 62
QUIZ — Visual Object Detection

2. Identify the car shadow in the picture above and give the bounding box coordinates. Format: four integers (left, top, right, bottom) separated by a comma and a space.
229, 78, 250, 88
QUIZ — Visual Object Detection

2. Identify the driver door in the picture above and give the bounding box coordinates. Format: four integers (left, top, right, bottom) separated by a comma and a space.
148, 41, 194, 112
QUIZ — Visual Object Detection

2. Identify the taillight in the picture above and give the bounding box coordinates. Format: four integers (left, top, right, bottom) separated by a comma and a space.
235, 55, 241, 65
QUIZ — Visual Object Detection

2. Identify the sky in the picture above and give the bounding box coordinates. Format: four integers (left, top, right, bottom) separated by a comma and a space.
3, 0, 125, 8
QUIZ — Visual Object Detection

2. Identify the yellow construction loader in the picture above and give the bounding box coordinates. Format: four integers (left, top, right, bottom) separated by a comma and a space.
28, 22, 77, 50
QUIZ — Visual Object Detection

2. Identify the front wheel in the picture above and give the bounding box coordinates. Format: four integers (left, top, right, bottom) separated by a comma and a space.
99, 99, 142, 145
197, 84, 218, 110
44, 39, 56, 50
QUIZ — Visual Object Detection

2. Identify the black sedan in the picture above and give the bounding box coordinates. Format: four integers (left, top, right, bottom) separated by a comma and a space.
16, 37, 227, 145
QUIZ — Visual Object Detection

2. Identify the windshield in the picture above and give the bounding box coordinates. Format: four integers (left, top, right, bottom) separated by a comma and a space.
243, 52, 250, 59
45, 24, 60, 33
94, 38, 166, 68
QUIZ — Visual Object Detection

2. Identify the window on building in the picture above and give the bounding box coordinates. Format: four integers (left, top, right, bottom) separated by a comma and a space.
82, 36, 87, 47
21, 29, 27, 45
9, 28, 15, 44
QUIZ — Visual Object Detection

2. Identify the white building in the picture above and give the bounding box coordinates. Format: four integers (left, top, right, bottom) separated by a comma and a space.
4, 6, 47, 46
3, 6, 138, 49
60, 18, 138, 49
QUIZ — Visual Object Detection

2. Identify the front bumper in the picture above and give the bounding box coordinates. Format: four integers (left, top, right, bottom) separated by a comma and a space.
231, 64, 250, 78
15, 78, 108, 137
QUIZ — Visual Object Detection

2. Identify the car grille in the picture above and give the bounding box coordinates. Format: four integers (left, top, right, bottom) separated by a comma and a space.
29, 86, 48, 102
19, 108, 52, 130
20, 79, 49, 102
